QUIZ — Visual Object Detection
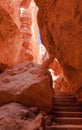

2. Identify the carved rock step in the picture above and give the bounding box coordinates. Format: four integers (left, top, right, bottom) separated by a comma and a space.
54, 111, 82, 117
54, 98, 76, 102
46, 92, 82, 130
54, 93, 72, 96
54, 94, 75, 98
54, 106, 82, 112
54, 102, 82, 107
54, 117, 82, 125
47, 125, 82, 130
54, 94, 76, 98
54, 97, 75, 100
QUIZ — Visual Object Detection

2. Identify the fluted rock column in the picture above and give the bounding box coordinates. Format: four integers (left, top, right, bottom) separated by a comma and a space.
19, 0, 39, 63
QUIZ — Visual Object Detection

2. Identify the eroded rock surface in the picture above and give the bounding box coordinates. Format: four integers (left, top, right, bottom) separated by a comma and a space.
0, 62, 54, 113
20, 0, 31, 8
35, 0, 82, 101
0, 1, 23, 69
54, 74, 71, 93
0, 0, 39, 71
0, 0, 22, 28
19, 0, 39, 63
49, 58, 62, 76
0, 103, 45, 130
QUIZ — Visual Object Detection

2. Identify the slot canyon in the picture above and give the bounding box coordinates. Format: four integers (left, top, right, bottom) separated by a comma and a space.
0, 0, 82, 129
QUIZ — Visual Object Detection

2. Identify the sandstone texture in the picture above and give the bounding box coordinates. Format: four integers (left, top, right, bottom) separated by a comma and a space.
0, 62, 54, 113
35, 0, 82, 101
49, 58, 62, 76
20, 0, 31, 8
54, 74, 71, 93
19, 0, 39, 63
0, 0, 39, 71
0, 103, 45, 130
0, 4, 22, 69
0, 0, 22, 28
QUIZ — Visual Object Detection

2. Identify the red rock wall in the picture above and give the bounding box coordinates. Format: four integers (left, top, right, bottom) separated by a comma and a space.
19, 0, 39, 63
54, 74, 71, 93
0, 0, 39, 71
49, 58, 62, 76
0, 1, 23, 68
34, 0, 82, 101
0, 0, 22, 28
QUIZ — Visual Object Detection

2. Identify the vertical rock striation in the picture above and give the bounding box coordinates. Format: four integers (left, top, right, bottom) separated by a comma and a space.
19, 0, 39, 63
0, 0, 23, 70
0, 0, 39, 72
35, 0, 82, 101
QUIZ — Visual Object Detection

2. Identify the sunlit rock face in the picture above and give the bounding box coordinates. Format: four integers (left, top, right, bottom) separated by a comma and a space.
49, 58, 62, 76
54, 74, 71, 93
38, 44, 48, 64
35, 0, 82, 101
0, 62, 54, 113
0, 0, 39, 72
20, 0, 31, 8
0, 2, 22, 70
0, 0, 22, 28
19, 0, 39, 63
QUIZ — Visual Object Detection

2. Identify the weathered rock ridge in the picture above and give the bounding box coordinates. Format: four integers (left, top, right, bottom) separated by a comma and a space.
35, 0, 82, 101
0, 62, 54, 113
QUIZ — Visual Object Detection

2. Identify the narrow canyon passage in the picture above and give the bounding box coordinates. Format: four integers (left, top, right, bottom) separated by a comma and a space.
0, 0, 82, 130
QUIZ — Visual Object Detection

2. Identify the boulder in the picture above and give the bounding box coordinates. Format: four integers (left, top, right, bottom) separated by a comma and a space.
0, 62, 54, 113
35, 0, 82, 102
0, 103, 45, 130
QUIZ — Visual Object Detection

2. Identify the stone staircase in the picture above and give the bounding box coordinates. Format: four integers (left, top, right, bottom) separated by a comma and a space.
47, 92, 82, 130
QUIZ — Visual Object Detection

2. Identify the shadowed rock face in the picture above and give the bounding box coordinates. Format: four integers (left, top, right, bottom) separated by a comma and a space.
34, 0, 82, 101
0, 62, 54, 113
